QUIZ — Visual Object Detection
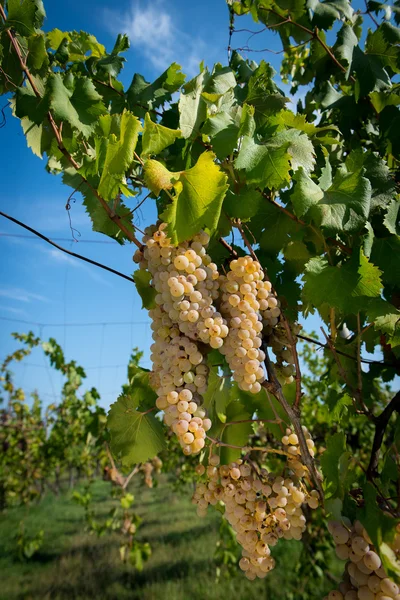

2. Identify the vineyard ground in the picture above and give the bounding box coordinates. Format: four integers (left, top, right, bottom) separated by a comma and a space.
0, 477, 340, 599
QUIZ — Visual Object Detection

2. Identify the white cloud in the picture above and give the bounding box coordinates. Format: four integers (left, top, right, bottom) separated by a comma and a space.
0, 287, 49, 303
105, 1, 206, 75
0, 304, 28, 316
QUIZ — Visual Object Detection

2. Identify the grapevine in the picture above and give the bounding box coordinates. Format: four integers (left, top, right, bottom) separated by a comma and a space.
1, 0, 400, 593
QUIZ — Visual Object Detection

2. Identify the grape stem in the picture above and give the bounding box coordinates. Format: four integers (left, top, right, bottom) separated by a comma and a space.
220, 219, 322, 495
261, 350, 324, 499
206, 435, 292, 457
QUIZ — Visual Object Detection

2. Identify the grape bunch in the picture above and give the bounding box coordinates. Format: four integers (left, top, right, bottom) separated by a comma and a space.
192, 429, 319, 580
219, 255, 298, 393
325, 520, 400, 600
141, 457, 163, 488
134, 223, 221, 454
219, 257, 270, 394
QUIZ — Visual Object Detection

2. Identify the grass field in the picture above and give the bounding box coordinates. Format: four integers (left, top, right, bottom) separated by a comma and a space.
0, 477, 339, 600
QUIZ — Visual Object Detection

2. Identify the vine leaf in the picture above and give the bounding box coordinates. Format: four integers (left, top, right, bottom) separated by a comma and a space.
203, 367, 231, 424
127, 62, 185, 116
48, 73, 107, 138
201, 112, 239, 160
383, 200, 400, 235
320, 431, 351, 499
141, 112, 181, 157
291, 167, 371, 232
160, 152, 229, 244
97, 111, 142, 201
211, 398, 253, 464
46, 29, 106, 61
108, 373, 165, 467
7, 0, 45, 36
302, 250, 382, 314
179, 69, 209, 139
367, 299, 400, 350
133, 269, 156, 310
235, 135, 291, 190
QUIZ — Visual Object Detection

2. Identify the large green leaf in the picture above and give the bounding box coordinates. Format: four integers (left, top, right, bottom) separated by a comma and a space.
108, 383, 165, 467
141, 112, 181, 157
7, 0, 45, 36
307, 0, 353, 29
291, 167, 371, 232
201, 112, 239, 160
179, 69, 209, 139
367, 299, 400, 350
320, 431, 350, 499
366, 25, 400, 74
245, 61, 287, 128
334, 23, 358, 78
48, 73, 107, 138
223, 187, 262, 221
212, 400, 253, 465
353, 45, 391, 99
97, 111, 142, 201
273, 129, 315, 174
127, 63, 185, 116
235, 135, 291, 190
302, 250, 383, 314
371, 236, 400, 286
159, 152, 229, 244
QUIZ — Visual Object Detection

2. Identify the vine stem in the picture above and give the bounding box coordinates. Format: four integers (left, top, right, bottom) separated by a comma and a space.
221, 222, 321, 495
261, 351, 324, 498
0, 5, 143, 250
259, 8, 355, 82
122, 464, 141, 490
367, 390, 400, 481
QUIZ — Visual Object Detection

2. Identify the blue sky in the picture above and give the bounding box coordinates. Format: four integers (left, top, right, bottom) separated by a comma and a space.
0, 0, 387, 408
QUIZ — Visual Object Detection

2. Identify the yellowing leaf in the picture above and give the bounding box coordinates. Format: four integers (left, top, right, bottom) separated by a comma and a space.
143, 159, 175, 196
141, 113, 181, 157
160, 152, 229, 244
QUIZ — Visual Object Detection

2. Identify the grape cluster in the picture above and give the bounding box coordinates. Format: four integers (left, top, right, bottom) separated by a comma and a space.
192, 430, 319, 580
136, 223, 228, 349
325, 520, 400, 600
141, 457, 163, 488
282, 426, 317, 480
219, 257, 271, 394
135, 223, 220, 454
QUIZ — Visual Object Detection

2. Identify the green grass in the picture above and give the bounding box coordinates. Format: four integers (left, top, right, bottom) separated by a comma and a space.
0, 478, 338, 600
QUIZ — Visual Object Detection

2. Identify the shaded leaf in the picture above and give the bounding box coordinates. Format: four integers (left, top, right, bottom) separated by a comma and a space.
133, 269, 157, 310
